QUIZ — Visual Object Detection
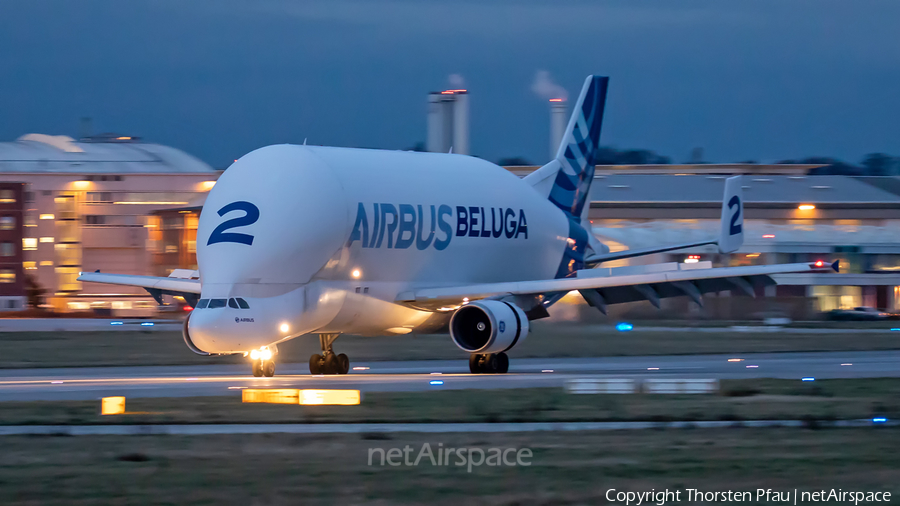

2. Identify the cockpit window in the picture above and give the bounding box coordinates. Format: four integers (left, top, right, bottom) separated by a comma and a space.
208, 298, 227, 309
236, 298, 250, 309
228, 298, 239, 309
196, 299, 209, 309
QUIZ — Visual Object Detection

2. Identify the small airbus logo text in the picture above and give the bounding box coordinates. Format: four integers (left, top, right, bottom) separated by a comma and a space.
348, 203, 528, 250
235, 317, 255, 323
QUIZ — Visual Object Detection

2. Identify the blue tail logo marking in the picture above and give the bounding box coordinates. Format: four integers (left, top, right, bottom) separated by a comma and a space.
548, 76, 609, 219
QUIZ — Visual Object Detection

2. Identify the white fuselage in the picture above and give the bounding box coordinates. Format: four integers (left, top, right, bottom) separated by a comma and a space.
188, 144, 571, 353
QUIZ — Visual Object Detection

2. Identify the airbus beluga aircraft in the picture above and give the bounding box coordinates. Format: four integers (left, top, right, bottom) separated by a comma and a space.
79, 76, 836, 377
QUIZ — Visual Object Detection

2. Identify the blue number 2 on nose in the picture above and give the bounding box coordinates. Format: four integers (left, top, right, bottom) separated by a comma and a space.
207, 201, 259, 246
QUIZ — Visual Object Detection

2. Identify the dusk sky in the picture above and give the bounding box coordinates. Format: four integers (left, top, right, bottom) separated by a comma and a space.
1, 0, 898, 168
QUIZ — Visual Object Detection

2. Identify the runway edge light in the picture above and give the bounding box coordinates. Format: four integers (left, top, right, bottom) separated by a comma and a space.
101, 396, 126, 415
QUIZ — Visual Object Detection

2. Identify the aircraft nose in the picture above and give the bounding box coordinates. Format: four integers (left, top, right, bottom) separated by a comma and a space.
186, 289, 308, 354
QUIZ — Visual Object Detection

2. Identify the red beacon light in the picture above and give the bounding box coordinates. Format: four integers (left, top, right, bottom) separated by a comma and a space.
814, 260, 824, 267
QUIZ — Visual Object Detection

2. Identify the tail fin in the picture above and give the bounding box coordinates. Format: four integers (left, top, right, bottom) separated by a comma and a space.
718, 176, 744, 253
528, 76, 609, 220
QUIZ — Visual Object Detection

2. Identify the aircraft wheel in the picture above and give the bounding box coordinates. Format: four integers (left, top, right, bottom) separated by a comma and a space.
263, 360, 276, 377
468, 354, 481, 374
483, 353, 500, 374
323, 353, 339, 375
496, 352, 509, 374
252, 360, 263, 377
309, 354, 323, 374
337, 353, 350, 374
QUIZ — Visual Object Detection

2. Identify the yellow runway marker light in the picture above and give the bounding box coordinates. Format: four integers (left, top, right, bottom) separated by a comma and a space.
300, 389, 361, 406
242, 389, 300, 404
101, 396, 126, 415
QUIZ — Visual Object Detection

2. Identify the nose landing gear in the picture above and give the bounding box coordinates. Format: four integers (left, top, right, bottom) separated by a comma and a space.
309, 334, 350, 375
250, 347, 276, 377
251, 359, 276, 377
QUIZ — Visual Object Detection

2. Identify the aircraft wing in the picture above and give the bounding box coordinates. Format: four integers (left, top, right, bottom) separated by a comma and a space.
397, 260, 838, 314
77, 272, 201, 294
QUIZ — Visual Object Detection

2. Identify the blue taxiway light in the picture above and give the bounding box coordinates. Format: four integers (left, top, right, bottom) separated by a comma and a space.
873, 417, 888, 423
110, 321, 123, 325
429, 380, 444, 386
802, 377, 815, 382
615, 322, 634, 332
891, 328, 900, 332
140, 322, 155, 326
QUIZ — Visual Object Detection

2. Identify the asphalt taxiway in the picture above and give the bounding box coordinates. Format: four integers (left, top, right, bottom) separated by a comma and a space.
1, 350, 898, 401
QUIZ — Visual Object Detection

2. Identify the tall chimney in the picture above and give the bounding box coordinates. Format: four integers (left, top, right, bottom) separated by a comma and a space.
549, 99, 567, 158
426, 89, 469, 155
452, 91, 469, 155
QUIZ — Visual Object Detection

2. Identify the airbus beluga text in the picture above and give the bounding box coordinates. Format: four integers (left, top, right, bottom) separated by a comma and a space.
80, 76, 836, 377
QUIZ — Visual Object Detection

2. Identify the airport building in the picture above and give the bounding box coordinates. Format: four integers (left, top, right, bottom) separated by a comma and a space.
0, 183, 26, 310
0, 134, 219, 313
508, 163, 900, 318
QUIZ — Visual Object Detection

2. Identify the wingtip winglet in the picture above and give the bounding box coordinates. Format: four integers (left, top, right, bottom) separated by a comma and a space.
832, 259, 840, 273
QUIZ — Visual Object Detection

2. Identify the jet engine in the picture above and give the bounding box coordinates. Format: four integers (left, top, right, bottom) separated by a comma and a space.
449, 300, 528, 354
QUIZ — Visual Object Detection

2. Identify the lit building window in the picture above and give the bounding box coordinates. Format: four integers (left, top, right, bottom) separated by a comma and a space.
112, 301, 133, 310
67, 301, 90, 311
39, 260, 53, 267
0, 243, 14, 257
39, 214, 54, 220
24, 215, 36, 227
22, 238, 37, 250
0, 216, 14, 230
39, 237, 54, 243
23, 261, 36, 270
0, 269, 15, 283
0, 190, 15, 203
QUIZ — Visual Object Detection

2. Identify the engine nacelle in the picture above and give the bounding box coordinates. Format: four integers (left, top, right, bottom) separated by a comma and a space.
449, 300, 528, 354
182, 313, 213, 356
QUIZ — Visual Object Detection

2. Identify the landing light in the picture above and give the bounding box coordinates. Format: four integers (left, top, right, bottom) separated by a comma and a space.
615, 322, 633, 332
280, 323, 290, 333
351, 269, 361, 279
798, 204, 816, 210
249, 348, 273, 361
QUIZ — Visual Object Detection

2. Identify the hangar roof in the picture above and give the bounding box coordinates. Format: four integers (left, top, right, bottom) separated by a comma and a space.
0, 134, 215, 174
588, 175, 900, 204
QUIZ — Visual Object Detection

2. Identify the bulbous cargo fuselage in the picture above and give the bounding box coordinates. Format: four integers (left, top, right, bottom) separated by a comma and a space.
186, 144, 570, 353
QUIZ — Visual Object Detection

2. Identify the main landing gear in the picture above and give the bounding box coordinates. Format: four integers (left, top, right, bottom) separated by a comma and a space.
469, 352, 509, 374
309, 333, 350, 375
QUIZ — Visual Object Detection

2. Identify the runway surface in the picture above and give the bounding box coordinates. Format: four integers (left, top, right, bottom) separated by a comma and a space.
1, 350, 899, 401
0, 418, 894, 436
